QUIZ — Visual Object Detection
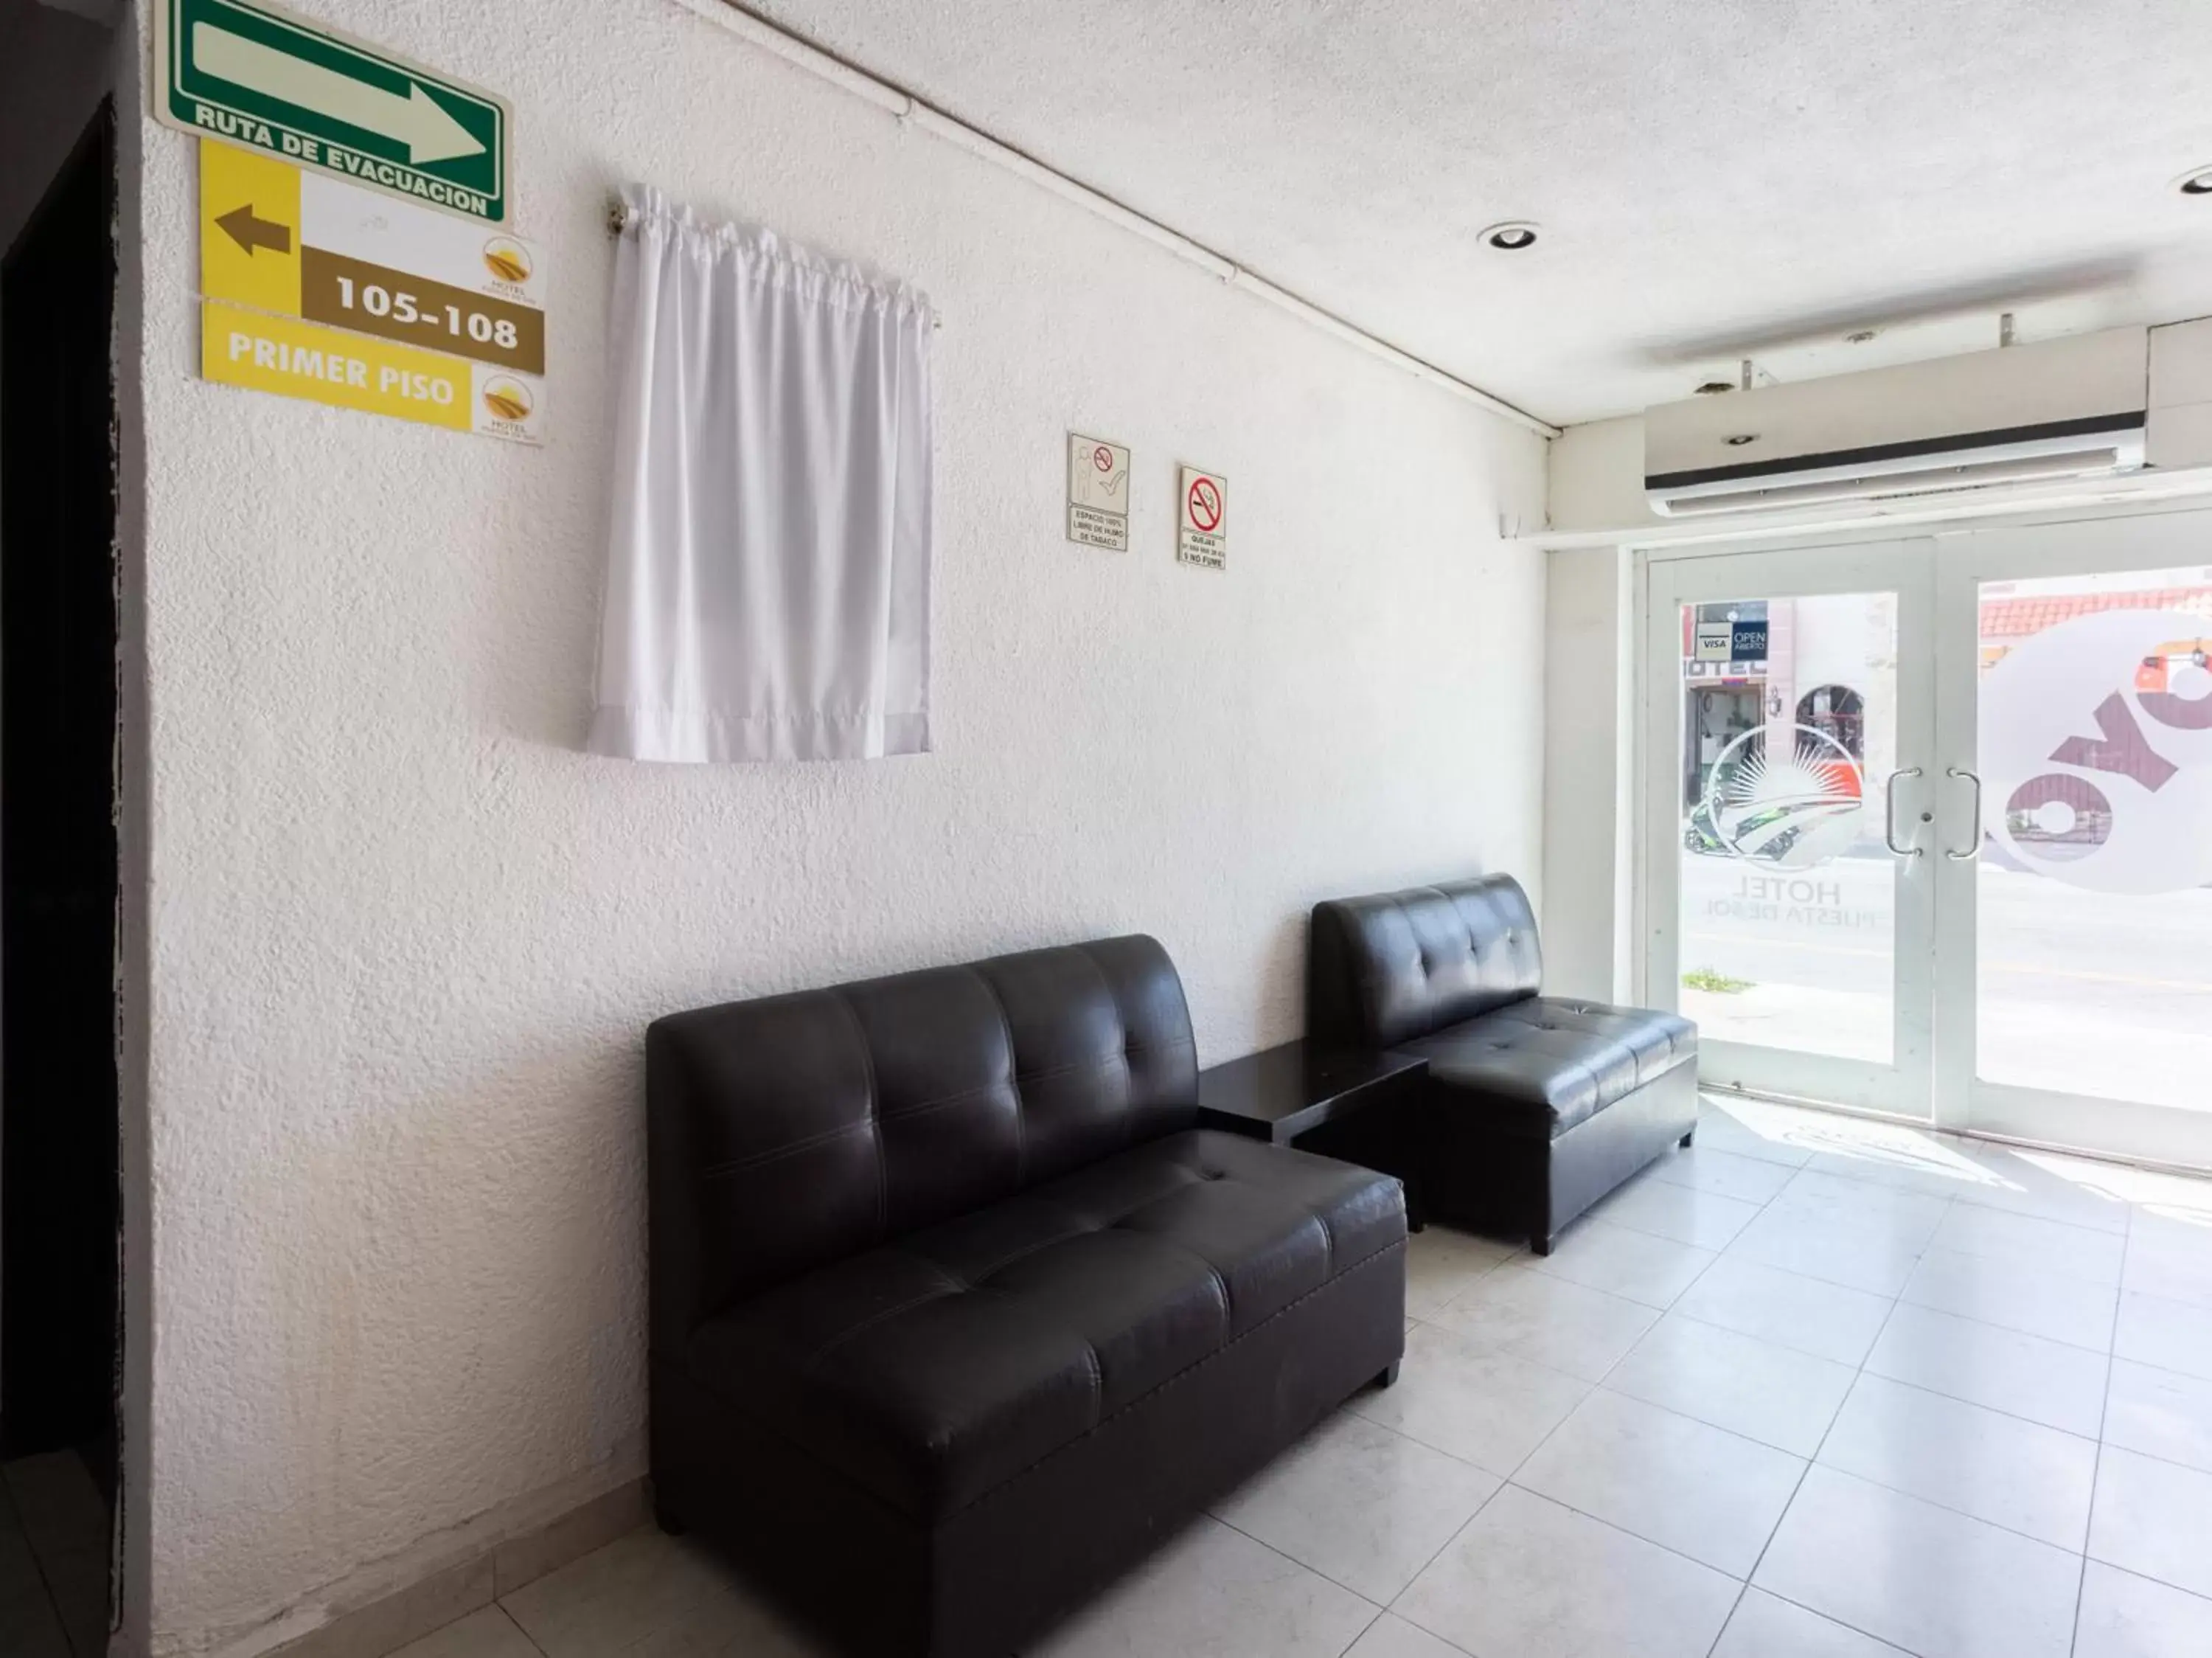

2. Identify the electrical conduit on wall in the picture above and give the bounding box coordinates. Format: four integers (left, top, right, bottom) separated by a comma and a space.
672, 0, 1559, 441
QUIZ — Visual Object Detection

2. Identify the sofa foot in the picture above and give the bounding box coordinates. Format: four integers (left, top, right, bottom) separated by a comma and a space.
1376, 1361, 1401, 1390
1679, 1126, 1696, 1148
1531, 1232, 1556, 1257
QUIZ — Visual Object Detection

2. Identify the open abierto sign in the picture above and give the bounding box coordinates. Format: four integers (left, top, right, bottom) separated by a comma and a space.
1178, 466, 1226, 570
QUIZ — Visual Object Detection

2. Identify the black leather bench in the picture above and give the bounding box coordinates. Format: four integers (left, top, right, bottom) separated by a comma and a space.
1307, 874, 1697, 1253
648, 935, 1406, 1657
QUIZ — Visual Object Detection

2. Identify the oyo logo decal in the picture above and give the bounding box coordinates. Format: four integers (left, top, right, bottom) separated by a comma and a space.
1984, 609, 2212, 895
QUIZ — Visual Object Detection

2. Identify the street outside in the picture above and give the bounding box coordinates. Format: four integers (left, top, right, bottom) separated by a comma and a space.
1677, 839, 2212, 1111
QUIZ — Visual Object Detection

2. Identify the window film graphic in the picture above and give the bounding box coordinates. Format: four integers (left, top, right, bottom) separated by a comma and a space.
1702, 723, 1866, 870
1677, 592, 1898, 1064
1980, 603, 2212, 894
1974, 569, 2212, 1110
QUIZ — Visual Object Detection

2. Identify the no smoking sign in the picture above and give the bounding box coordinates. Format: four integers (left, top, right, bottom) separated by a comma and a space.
1178, 465, 1227, 571
1066, 431, 1131, 551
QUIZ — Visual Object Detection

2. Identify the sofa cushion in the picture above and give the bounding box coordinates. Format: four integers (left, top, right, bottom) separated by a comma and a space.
647, 935, 1200, 1353
686, 1129, 1405, 1522
1396, 996, 1697, 1137
1308, 875, 1543, 1050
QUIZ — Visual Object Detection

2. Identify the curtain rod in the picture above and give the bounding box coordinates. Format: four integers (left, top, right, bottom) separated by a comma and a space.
636, 0, 1558, 439
604, 195, 942, 330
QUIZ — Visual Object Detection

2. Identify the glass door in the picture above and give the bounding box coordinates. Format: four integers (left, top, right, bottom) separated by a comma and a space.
1934, 509, 2212, 1167
1644, 541, 1937, 1116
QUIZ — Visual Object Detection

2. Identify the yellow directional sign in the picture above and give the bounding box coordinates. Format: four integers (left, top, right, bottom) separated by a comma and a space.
201, 139, 302, 316
200, 142, 546, 375
197, 141, 546, 440
202, 302, 543, 443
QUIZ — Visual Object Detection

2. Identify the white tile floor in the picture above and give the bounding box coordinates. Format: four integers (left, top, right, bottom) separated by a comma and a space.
389, 1096, 2212, 1658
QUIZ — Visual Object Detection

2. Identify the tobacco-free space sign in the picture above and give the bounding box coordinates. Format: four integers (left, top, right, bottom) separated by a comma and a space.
1067, 434, 1130, 551
156, 0, 512, 225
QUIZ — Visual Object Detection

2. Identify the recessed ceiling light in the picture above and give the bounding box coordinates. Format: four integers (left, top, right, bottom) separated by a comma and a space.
1723, 434, 1759, 447
1481, 221, 1540, 251
2183, 167, 2212, 196
1694, 381, 1733, 396
1845, 329, 1879, 344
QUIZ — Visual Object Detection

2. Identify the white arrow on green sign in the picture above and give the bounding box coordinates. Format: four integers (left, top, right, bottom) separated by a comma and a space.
155, 0, 512, 226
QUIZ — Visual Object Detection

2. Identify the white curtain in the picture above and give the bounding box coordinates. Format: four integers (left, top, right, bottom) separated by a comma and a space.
589, 186, 935, 762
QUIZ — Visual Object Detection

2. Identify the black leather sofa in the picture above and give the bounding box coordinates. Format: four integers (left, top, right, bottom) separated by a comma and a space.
647, 935, 1407, 1657
1309, 874, 1697, 1254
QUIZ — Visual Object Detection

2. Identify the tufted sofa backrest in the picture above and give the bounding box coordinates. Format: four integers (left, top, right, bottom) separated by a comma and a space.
646, 935, 1198, 1349
1307, 875, 1543, 1051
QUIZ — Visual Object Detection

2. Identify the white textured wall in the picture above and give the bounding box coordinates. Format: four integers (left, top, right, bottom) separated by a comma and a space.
1540, 545, 1633, 1002
1544, 414, 1661, 537
131, 0, 1546, 1647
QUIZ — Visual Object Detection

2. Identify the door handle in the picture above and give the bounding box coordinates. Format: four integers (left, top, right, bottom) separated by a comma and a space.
1947, 766, 1983, 861
1882, 767, 1924, 858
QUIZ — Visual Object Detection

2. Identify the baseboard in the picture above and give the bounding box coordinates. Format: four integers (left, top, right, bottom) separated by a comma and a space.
206, 1476, 648, 1658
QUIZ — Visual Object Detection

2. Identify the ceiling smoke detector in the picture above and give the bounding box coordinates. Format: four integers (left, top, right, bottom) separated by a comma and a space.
1481, 221, 1540, 251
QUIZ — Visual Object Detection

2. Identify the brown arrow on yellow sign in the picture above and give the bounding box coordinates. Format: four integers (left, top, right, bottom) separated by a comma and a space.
215, 202, 291, 257
201, 141, 302, 319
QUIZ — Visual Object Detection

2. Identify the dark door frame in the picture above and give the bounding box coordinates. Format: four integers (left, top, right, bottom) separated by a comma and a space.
0, 94, 121, 1513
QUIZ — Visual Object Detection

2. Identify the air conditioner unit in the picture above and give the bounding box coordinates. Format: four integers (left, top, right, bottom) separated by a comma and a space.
1644, 328, 2149, 517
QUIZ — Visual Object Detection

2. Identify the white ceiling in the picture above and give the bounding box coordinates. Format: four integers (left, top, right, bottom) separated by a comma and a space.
748, 0, 2212, 426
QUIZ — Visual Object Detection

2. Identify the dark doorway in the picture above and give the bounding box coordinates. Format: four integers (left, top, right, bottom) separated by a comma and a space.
0, 97, 119, 1654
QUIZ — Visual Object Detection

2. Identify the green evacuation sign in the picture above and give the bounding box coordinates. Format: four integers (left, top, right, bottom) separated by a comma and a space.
156, 0, 511, 225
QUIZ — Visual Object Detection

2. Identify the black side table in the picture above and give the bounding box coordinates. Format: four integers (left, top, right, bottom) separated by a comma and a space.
1197, 1038, 1426, 1139
1197, 1041, 1428, 1226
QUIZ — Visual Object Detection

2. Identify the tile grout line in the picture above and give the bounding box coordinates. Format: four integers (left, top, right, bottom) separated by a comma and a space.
1198, 1505, 1389, 1634
1707, 1190, 1952, 1658
2069, 1204, 2135, 1657
1202, 1357, 1508, 1655
1330, 1605, 1388, 1658
1342, 1132, 1795, 1648
1714, 1233, 2139, 1554
1372, 1478, 1511, 1658
1503, 1143, 1818, 1653
400, 1112, 2207, 1658
1454, 1175, 2212, 1612
1395, 1108, 2212, 1655
1458, 1133, 1799, 1650
1657, 1179, 2130, 1378
1419, 1128, 2207, 1521
1889, 1270, 2124, 1356
487, 1601, 552, 1657
1847, 1350, 2110, 1445
1212, 1271, 1513, 1658
1701, 1110, 2140, 1235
